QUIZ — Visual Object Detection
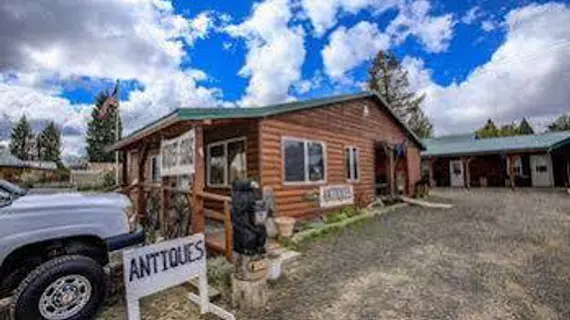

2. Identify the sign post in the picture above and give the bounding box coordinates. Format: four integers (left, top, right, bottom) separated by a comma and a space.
122, 234, 234, 320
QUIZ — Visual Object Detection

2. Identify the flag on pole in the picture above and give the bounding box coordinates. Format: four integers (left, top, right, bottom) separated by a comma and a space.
97, 80, 119, 120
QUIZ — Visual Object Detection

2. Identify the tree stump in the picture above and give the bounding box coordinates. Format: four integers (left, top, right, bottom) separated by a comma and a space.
231, 253, 268, 310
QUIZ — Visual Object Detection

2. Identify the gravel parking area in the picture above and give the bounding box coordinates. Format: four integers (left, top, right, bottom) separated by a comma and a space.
99, 189, 570, 319
247, 189, 570, 320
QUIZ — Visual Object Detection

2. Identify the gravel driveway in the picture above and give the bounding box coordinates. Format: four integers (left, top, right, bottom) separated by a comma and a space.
247, 189, 570, 320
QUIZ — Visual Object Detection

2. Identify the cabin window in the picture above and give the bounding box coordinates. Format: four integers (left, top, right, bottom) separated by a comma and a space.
283, 138, 326, 184
345, 147, 359, 181
207, 137, 247, 187
150, 155, 160, 181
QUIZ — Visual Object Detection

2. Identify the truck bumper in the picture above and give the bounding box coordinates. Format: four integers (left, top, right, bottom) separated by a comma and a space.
105, 225, 145, 251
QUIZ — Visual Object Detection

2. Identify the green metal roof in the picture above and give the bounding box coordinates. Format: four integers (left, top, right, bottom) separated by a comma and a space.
422, 131, 570, 157
112, 92, 425, 150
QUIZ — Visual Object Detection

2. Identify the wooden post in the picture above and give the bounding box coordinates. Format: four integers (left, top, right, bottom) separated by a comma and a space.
121, 151, 128, 186
508, 154, 516, 190
387, 145, 395, 198
464, 157, 471, 189
428, 158, 435, 187
136, 145, 149, 218
223, 200, 233, 262
191, 126, 205, 234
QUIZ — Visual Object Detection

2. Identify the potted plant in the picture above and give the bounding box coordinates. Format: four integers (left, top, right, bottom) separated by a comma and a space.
273, 216, 296, 238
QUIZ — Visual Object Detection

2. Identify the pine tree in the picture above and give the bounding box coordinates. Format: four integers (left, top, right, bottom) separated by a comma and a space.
499, 122, 518, 137
475, 119, 500, 138
548, 114, 570, 132
38, 121, 62, 163
368, 50, 433, 138
517, 118, 534, 135
9, 115, 34, 160
85, 91, 122, 162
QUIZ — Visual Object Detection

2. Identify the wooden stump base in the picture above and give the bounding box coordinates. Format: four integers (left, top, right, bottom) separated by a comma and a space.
231, 274, 268, 310
232, 253, 268, 310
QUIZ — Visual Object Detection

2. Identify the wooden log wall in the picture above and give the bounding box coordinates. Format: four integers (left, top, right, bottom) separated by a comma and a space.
259, 97, 422, 219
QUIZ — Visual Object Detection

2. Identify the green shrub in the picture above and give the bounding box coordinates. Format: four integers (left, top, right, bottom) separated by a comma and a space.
325, 211, 348, 224
102, 171, 116, 188
341, 206, 358, 217
207, 256, 233, 290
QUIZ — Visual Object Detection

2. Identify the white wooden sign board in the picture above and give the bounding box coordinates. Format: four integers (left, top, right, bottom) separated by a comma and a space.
122, 234, 234, 320
319, 184, 354, 208
160, 128, 195, 177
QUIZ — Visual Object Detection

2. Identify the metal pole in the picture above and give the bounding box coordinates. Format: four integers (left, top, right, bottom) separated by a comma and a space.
115, 80, 120, 186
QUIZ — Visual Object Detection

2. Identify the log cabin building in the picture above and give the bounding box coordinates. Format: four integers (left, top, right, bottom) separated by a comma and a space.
422, 132, 570, 188
110, 92, 424, 256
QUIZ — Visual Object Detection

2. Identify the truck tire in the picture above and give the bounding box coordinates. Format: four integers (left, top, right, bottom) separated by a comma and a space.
10, 255, 107, 320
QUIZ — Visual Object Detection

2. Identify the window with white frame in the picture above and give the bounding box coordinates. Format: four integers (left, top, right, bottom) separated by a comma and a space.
150, 155, 160, 181
283, 138, 326, 183
345, 147, 359, 181
207, 137, 247, 187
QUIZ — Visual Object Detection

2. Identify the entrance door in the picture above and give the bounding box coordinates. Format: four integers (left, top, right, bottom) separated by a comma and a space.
449, 160, 465, 187
530, 154, 553, 187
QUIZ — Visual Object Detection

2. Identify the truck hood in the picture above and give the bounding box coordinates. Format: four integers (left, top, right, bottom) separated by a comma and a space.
1, 192, 131, 214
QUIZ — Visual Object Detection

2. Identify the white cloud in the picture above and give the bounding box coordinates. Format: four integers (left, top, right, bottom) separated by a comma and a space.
226, 0, 306, 106
322, 22, 390, 80
404, 3, 570, 135
387, 0, 455, 53
0, 0, 224, 155
301, 0, 401, 36
293, 71, 325, 94
461, 6, 482, 25
481, 20, 498, 32
321, 1, 455, 80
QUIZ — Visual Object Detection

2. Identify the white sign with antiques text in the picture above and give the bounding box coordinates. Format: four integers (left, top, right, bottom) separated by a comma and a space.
319, 184, 354, 208
123, 234, 234, 320
160, 128, 195, 177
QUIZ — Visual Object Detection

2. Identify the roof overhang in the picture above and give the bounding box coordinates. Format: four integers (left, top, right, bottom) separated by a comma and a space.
108, 91, 426, 152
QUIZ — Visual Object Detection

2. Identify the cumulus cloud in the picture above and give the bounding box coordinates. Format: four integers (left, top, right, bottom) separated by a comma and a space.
301, 0, 401, 36
386, 0, 454, 53
0, 0, 223, 155
226, 0, 306, 106
405, 3, 570, 134
322, 22, 390, 80
322, 1, 454, 80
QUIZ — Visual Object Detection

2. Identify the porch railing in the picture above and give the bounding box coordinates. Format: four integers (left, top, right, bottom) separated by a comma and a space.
118, 182, 233, 261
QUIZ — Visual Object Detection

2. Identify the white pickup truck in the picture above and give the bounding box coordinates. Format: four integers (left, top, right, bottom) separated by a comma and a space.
0, 180, 144, 320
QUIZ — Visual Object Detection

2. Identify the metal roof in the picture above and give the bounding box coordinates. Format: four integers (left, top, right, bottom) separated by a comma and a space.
0, 150, 25, 167
421, 131, 570, 157
110, 92, 425, 151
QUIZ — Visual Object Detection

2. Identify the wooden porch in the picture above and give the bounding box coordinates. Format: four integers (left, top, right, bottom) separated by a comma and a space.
117, 124, 241, 261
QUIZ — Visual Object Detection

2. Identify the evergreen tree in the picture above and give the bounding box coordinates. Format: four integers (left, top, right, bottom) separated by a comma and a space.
499, 122, 518, 137
475, 119, 500, 138
368, 50, 433, 138
9, 115, 34, 160
85, 91, 122, 162
548, 114, 570, 132
38, 121, 62, 163
517, 118, 534, 135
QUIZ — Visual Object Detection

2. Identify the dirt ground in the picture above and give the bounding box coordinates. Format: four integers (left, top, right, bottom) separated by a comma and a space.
99, 189, 570, 320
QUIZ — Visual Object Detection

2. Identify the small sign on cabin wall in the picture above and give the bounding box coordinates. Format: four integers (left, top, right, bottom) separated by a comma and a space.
160, 128, 195, 176
319, 184, 354, 208
122, 234, 234, 320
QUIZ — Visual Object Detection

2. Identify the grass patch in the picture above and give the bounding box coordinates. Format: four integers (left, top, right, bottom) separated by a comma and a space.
206, 256, 233, 291
290, 203, 408, 248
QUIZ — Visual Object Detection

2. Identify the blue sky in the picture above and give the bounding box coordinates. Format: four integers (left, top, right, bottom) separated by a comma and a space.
1, 0, 569, 156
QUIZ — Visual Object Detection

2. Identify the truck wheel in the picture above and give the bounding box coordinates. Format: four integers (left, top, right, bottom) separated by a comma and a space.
11, 255, 107, 320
